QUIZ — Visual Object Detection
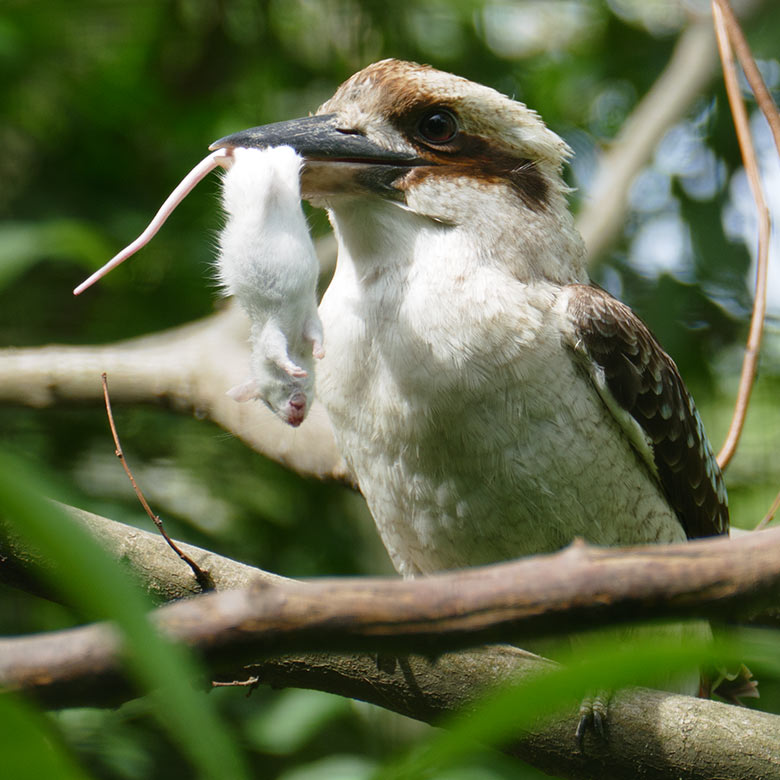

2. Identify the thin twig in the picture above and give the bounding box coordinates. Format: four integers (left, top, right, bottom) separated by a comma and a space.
755, 486, 780, 531
211, 676, 261, 698
101, 372, 214, 591
711, 0, 772, 470
714, 0, 780, 156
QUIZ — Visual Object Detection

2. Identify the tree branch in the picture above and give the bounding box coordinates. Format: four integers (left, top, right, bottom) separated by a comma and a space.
6, 630, 780, 780
4, 507, 780, 643
0, 304, 350, 484
0, 504, 290, 604
576, 15, 719, 262
7, 527, 780, 666
4, 506, 780, 779
2, 615, 779, 780
10, 624, 779, 780
249, 654, 780, 780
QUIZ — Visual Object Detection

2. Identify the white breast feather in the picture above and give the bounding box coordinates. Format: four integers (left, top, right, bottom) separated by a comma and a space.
317, 200, 686, 578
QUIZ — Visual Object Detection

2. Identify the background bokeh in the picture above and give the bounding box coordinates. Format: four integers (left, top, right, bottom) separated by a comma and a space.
1, 1, 779, 778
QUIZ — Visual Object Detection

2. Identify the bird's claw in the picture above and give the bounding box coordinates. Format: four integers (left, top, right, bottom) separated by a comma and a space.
575, 691, 610, 748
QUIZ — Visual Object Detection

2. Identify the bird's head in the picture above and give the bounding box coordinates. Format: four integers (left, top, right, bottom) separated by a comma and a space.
211, 59, 574, 227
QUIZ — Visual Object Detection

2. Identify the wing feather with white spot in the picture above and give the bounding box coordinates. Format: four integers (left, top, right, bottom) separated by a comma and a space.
565, 284, 728, 539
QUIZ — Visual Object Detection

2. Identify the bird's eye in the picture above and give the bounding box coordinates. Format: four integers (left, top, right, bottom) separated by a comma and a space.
417, 108, 458, 145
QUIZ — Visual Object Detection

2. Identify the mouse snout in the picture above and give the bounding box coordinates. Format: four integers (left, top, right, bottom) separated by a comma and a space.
284, 392, 308, 427
288, 393, 306, 411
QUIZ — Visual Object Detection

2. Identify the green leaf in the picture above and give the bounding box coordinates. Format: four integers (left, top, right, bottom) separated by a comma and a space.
0, 694, 91, 780
278, 754, 377, 780
0, 221, 113, 290
245, 688, 352, 755
0, 450, 248, 780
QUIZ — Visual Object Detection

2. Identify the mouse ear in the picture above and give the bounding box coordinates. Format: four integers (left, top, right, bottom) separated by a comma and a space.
226, 378, 260, 402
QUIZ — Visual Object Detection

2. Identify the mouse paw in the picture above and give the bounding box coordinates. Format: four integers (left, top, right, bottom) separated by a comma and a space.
277, 357, 307, 378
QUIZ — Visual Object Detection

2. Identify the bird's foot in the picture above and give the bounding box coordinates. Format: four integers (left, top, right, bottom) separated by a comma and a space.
575, 690, 610, 748
703, 663, 760, 705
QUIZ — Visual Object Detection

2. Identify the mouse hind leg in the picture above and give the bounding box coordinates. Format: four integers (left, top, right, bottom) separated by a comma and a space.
255, 322, 308, 378
303, 314, 325, 359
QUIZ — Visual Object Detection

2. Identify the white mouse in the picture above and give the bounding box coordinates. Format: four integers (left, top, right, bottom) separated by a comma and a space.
217, 146, 324, 427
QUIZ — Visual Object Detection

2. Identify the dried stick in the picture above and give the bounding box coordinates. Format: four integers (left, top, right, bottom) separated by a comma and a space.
101, 372, 214, 591
756, 486, 780, 531
714, 0, 780, 154
211, 677, 260, 697
712, 0, 773, 470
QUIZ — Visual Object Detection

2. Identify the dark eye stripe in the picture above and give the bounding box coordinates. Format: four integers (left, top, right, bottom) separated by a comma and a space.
402, 131, 550, 211
387, 101, 550, 211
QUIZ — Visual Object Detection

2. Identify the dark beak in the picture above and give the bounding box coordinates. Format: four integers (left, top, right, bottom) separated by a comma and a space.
210, 113, 427, 200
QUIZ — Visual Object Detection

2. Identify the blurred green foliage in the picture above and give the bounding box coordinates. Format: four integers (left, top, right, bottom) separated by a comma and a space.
0, 693, 90, 780
1, 1, 779, 778
0, 451, 249, 778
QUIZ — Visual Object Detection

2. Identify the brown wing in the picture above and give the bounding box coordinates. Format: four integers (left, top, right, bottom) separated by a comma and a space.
566, 283, 728, 539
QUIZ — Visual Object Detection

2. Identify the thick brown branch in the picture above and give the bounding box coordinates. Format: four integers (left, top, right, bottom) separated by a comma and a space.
3, 509, 780, 779
2, 634, 779, 780
3, 528, 780, 683
250, 654, 780, 780
0, 505, 289, 604
4, 507, 780, 637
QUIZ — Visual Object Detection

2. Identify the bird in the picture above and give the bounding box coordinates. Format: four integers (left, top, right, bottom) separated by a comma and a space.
210, 58, 729, 721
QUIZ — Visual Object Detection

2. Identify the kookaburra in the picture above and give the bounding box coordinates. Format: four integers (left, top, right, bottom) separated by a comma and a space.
213, 59, 728, 583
